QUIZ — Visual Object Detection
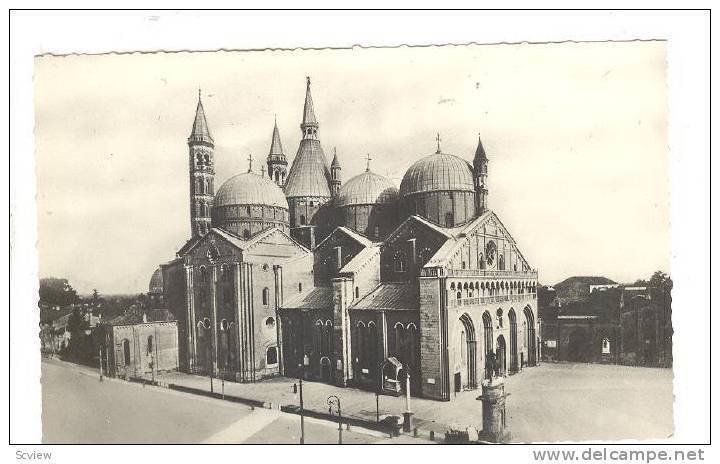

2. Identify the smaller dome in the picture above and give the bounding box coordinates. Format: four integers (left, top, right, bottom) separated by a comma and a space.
399, 152, 475, 197
215, 171, 289, 209
337, 170, 398, 207
149, 268, 163, 294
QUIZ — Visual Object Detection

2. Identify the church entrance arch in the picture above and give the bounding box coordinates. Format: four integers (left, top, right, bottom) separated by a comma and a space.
508, 309, 518, 373
567, 327, 591, 362
524, 306, 537, 366
458, 314, 477, 390
496, 335, 506, 375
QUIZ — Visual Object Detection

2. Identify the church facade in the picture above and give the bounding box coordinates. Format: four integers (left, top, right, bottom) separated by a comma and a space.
157, 78, 539, 401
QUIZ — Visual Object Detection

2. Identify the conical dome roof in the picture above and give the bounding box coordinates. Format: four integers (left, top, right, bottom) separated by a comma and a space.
337, 170, 398, 207
399, 152, 475, 197
149, 268, 163, 294
215, 171, 289, 209
188, 92, 213, 145
285, 140, 332, 198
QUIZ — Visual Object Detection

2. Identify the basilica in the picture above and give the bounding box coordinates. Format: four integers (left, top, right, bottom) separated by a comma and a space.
157, 77, 539, 401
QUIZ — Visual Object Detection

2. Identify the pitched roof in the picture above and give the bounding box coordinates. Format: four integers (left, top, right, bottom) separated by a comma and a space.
282, 286, 333, 310
339, 245, 381, 275
316, 226, 374, 250
350, 283, 419, 311
178, 226, 309, 258
104, 309, 175, 326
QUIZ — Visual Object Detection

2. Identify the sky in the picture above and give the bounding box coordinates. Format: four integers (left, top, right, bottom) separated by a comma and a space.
34, 41, 670, 295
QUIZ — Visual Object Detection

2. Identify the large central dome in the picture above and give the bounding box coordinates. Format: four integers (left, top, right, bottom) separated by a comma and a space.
212, 171, 289, 239
215, 172, 289, 209
399, 152, 474, 197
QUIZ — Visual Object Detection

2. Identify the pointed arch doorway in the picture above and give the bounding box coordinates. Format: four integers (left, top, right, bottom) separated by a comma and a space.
496, 335, 507, 376
459, 314, 478, 390
509, 310, 518, 373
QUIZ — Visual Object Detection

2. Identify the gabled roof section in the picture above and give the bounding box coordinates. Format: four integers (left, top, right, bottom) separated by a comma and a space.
423, 210, 532, 269
384, 214, 453, 246
339, 244, 381, 275
282, 286, 333, 311
316, 226, 374, 251
178, 226, 309, 257
350, 282, 419, 311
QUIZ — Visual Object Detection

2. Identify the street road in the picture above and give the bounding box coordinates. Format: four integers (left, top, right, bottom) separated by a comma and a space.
41, 359, 383, 444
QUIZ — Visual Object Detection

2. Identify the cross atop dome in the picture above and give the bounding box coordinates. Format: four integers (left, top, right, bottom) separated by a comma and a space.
247, 154, 253, 173
365, 154, 372, 172
435, 133, 442, 154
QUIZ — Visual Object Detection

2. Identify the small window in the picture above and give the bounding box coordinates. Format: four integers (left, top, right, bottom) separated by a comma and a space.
123, 339, 131, 366
462, 261, 467, 270
394, 251, 407, 272
265, 317, 276, 329
300, 215, 306, 225
266, 346, 278, 366
246, 206, 251, 216
355, 287, 360, 299
242, 229, 251, 239
373, 225, 380, 238
445, 212, 454, 227
298, 282, 303, 293
262, 287, 270, 306
310, 201, 314, 207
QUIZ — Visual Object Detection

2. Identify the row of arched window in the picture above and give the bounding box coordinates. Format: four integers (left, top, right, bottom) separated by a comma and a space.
194, 201, 211, 217
194, 177, 214, 195
194, 152, 212, 169
449, 280, 537, 297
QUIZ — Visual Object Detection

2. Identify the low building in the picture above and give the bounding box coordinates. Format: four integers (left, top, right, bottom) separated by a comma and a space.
539, 280, 672, 367
98, 309, 179, 378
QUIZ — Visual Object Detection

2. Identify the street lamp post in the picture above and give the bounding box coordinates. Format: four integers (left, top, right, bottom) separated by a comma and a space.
98, 346, 103, 382
327, 395, 343, 444
402, 371, 413, 433
295, 355, 310, 444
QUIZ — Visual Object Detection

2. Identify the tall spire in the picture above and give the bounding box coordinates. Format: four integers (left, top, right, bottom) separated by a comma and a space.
269, 116, 284, 156
474, 132, 488, 162
189, 89, 213, 145
300, 76, 319, 139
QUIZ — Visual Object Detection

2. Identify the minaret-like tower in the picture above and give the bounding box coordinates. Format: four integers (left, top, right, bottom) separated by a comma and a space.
188, 90, 215, 237
284, 77, 333, 249
266, 116, 288, 187
473, 133, 489, 214
330, 147, 342, 196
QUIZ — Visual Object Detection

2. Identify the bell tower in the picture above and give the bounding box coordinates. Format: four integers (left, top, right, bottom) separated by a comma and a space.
266, 116, 288, 188
330, 147, 341, 196
473, 133, 489, 214
188, 89, 215, 237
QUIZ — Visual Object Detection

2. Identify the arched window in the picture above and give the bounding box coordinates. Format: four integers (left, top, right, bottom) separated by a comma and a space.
266, 346, 278, 366
242, 229, 251, 239
445, 212, 454, 227
220, 265, 231, 282
122, 339, 131, 366
300, 215, 306, 225
479, 253, 485, 270
275, 171, 280, 182
262, 287, 270, 306
205, 178, 210, 195
265, 317, 276, 330
355, 287, 360, 299
394, 251, 407, 272
373, 225, 381, 238
498, 254, 505, 271
310, 201, 314, 207
199, 266, 207, 283
298, 282, 303, 293
602, 338, 611, 354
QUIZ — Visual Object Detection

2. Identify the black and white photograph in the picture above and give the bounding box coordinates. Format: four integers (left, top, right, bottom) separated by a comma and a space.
8, 7, 712, 460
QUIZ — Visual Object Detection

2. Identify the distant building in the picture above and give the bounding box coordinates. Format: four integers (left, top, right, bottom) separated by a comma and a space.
97, 309, 179, 378
539, 279, 672, 367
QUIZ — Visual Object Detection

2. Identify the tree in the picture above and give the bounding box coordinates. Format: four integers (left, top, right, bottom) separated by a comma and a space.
38, 278, 79, 307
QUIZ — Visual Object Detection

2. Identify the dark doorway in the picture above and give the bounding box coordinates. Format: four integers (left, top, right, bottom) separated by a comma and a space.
567, 328, 591, 362
496, 335, 506, 375
509, 310, 518, 372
